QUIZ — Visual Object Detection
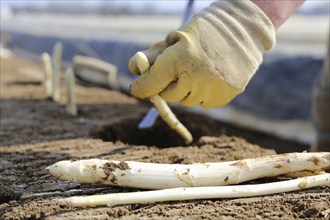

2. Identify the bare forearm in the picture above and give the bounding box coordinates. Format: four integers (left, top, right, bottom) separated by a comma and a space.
251, 0, 305, 29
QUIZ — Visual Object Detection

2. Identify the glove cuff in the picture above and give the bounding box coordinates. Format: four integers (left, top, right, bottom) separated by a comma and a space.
205, 0, 276, 51
187, 0, 276, 91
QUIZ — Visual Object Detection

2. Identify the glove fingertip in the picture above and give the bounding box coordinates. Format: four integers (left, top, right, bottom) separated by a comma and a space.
129, 79, 150, 99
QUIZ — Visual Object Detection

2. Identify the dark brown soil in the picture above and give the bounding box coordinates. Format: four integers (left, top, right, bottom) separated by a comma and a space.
1, 55, 329, 220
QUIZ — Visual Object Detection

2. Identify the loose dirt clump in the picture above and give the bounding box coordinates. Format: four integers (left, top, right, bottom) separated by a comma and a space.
1, 55, 329, 219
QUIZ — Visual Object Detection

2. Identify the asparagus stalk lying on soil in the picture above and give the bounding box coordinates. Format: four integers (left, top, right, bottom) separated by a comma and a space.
134, 52, 193, 144
73, 55, 120, 91
47, 152, 330, 189
58, 173, 330, 207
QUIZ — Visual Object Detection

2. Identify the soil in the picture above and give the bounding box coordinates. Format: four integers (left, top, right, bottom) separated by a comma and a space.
1, 55, 329, 220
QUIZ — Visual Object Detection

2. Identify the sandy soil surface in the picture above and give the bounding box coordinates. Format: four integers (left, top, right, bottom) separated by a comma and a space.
1, 55, 329, 219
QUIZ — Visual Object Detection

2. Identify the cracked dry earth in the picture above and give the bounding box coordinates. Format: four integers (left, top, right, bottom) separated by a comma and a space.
1, 55, 329, 220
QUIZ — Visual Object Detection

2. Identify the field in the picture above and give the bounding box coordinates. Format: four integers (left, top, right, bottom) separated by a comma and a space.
0, 53, 329, 219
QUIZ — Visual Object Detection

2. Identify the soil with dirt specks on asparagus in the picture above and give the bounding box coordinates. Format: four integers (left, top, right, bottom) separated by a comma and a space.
1, 55, 329, 220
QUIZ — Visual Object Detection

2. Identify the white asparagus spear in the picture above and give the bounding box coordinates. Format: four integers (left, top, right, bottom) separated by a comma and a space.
60, 173, 330, 207
134, 52, 193, 144
41, 52, 53, 98
65, 67, 77, 116
52, 42, 63, 101
73, 55, 120, 91
47, 152, 330, 189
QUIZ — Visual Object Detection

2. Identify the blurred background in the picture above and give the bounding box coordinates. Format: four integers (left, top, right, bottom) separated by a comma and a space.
1, 0, 329, 146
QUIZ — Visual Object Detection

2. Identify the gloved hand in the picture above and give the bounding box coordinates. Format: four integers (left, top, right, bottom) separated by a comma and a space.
129, 0, 275, 108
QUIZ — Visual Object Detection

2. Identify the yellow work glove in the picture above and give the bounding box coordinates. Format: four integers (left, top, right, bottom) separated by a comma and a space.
129, 0, 275, 108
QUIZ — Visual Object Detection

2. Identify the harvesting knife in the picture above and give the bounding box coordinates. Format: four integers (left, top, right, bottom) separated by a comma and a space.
138, 0, 194, 129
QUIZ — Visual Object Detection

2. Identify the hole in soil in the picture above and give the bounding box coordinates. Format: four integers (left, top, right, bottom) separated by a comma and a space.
6, 81, 42, 86
91, 108, 308, 152
91, 109, 221, 147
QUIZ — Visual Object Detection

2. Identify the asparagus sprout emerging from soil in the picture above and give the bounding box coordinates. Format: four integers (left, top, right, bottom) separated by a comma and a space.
65, 67, 77, 116
47, 152, 330, 207
134, 52, 193, 144
41, 52, 53, 98
51, 42, 63, 101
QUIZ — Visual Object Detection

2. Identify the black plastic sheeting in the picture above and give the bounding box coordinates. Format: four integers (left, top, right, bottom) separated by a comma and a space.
232, 56, 323, 120
4, 31, 324, 121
